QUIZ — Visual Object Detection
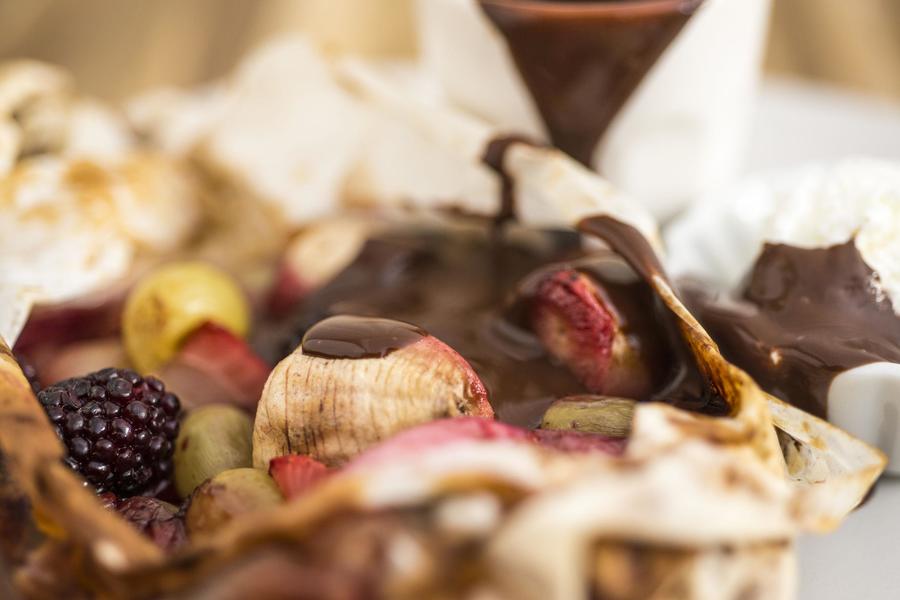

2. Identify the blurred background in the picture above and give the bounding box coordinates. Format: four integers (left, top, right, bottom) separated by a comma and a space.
1, 0, 899, 103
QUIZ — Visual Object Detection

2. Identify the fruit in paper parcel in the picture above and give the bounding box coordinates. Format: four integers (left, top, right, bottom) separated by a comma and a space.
36, 368, 181, 497
158, 322, 271, 412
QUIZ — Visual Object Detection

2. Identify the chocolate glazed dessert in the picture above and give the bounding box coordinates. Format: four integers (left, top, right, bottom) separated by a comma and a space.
683, 241, 900, 418
479, 0, 704, 165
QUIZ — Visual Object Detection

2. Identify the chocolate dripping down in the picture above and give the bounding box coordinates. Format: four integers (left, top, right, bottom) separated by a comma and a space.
477, 137, 726, 415
682, 241, 900, 418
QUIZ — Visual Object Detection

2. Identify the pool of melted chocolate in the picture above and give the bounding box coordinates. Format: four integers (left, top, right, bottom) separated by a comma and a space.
259, 220, 721, 427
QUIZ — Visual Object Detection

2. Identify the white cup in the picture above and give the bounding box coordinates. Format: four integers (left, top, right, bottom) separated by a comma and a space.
416, 0, 772, 220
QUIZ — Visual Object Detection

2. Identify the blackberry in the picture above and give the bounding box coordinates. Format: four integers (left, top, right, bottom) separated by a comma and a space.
36, 368, 181, 497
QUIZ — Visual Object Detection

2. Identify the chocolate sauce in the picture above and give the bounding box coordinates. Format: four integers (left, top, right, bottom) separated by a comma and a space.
261, 215, 725, 426
577, 215, 667, 284
683, 241, 900, 417
301, 316, 427, 360
263, 226, 587, 427
481, 135, 541, 222
576, 215, 727, 415
479, 0, 702, 165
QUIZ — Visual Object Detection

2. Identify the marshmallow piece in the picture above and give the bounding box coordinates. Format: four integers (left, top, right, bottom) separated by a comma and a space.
200, 37, 371, 225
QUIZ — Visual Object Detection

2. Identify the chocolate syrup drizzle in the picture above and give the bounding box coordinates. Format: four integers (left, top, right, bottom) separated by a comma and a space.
262, 133, 729, 426
302, 316, 427, 360
479, 0, 702, 166
683, 241, 900, 418
481, 135, 541, 222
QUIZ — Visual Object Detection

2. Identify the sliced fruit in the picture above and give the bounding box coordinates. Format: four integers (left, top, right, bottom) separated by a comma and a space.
157, 322, 271, 412
540, 395, 636, 438
184, 468, 283, 538
14, 289, 125, 353
529, 269, 650, 398
266, 218, 369, 316
268, 455, 331, 500
32, 337, 128, 388
122, 262, 250, 373
116, 496, 187, 552
174, 404, 253, 498
253, 316, 493, 468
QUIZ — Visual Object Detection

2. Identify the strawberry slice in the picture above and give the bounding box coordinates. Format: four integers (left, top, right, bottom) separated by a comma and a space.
15, 292, 124, 353
529, 269, 650, 399
158, 322, 271, 412
268, 455, 331, 500
529, 269, 617, 390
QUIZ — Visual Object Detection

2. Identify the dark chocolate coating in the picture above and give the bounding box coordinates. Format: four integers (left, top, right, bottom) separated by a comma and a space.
302, 316, 427, 359
266, 226, 587, 428
481, 134, 541, 222
683, 241, 900, 417
577, 215, 728, 415
479, 0, 701, 165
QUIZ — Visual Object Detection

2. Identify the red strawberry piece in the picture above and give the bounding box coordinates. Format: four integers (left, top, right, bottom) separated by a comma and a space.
268, 455, 332, 500
531, 429, 626, 456
529, 269, 649, 398
158, 322, 271, 412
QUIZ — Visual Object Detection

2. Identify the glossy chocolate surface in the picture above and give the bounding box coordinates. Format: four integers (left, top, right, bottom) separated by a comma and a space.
684, 241, 900, 417
302, 316, 427, 360
481, 134, 541, 222
264, 216, 726, 426
479, 0, 701, 165
267, 220, 700, 426
577, 215, 727, 415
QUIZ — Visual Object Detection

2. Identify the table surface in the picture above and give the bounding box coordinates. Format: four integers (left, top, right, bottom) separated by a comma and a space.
740, 78, 900, 600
